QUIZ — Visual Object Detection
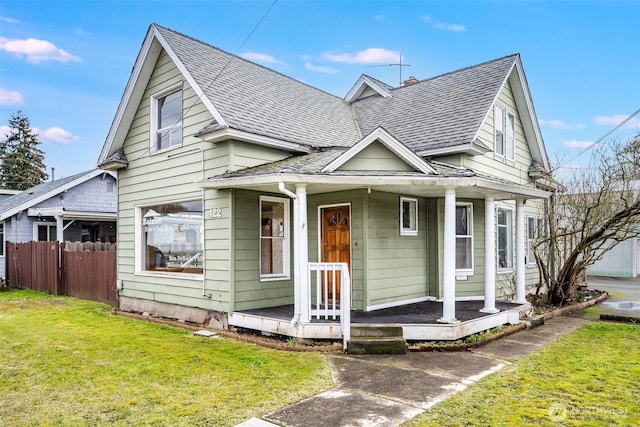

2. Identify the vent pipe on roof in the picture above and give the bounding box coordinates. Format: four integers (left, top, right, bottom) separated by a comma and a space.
51, 167, 55, 182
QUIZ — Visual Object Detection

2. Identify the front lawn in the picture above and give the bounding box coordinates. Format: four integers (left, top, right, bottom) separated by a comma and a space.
404, 321, 640, 426
0, 289, 332, 426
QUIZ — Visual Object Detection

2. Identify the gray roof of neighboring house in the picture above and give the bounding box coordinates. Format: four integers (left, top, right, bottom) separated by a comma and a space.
0, 169, 99, 220
351, 54, 517, 155
155, 25, 363, 149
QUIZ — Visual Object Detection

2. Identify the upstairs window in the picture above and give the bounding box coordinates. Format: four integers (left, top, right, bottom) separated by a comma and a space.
400, 197, 418, 236
455, 203, 473, 273
494, 104, 515, 163
151, 85, 182, 153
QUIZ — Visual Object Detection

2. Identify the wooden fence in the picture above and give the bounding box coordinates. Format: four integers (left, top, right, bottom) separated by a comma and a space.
6, 241, 118, 306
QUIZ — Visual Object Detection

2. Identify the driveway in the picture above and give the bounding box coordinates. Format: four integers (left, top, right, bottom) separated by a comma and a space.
585, 275, 640, 319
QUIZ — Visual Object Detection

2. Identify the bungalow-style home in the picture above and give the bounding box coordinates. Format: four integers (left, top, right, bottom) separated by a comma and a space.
0, 169, 117, 280
98, 24, 555, 345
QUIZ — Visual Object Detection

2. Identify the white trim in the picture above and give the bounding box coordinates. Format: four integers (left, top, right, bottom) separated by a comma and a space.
322, 127, 437, 175
496, 205, 515, 272
455, 295, 485, 301
199, 127, 310, 153
0, 221, 4, 258
344, 75, 392, 103
455, 202, 474, 275
32, 222, 57, 241
149, 82, 183, 155
400, 196, 418, 236
259, 195, 291, 280
366, 296, 434, 312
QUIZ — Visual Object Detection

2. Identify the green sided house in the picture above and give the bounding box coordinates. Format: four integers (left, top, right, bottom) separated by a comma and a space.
98, 24, 555, 345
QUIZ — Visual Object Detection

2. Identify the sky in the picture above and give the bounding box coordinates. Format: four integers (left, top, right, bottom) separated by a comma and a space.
0, 0, 638, 180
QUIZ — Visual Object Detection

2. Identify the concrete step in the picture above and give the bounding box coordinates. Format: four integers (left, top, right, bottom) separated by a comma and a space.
350, 324, 404, 338
347, 337, 407, 355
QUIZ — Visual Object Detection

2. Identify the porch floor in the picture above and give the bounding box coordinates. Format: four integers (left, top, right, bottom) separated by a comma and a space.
238, 300, 519, 325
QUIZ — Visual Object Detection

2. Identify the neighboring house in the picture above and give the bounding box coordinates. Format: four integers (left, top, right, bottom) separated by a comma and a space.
0, 169, 117, 280
588, 237, 640, 278
98, 24, 554, 341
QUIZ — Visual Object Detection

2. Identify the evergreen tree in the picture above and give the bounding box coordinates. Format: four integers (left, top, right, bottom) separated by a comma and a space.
0, 110, 48, 190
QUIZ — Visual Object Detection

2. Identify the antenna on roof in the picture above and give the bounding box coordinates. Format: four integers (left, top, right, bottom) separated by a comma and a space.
365, 54, 411, 86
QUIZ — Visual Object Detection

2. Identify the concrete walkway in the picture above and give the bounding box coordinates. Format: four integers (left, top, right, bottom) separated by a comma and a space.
237, 315, 590, 427
237, 276, 640, 427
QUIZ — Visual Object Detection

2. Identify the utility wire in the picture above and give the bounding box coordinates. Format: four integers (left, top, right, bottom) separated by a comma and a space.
135, 0, 278, 161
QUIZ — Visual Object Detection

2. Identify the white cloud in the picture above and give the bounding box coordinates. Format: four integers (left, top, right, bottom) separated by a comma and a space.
241, 52, 281, 64
0, 87, 24, 105
0, 125, 10, 138
34, 126, 79, 144
0, 37, 81, 64
373, 14, 385, 21
322, 48, 401, 64
594, 114, 640, 129
564, 140, 597, 149
422, 15, 466, 32
0, 16, 20, 24
539, 119, 586, 130
304, 62, 340, 74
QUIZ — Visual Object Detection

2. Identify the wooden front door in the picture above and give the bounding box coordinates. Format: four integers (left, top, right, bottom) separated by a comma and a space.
321, 205, 351, 301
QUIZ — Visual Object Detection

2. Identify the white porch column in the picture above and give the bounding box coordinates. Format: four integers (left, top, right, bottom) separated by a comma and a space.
515, 199, 527, 303
296, 184, 310, 323
291, 192, 301, 324
55, 215, 64, 243
438, 188, 459, 323
481, 195, 499, 313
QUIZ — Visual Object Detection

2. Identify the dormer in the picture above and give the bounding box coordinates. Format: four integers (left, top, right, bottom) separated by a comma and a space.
345, 75, 393, 103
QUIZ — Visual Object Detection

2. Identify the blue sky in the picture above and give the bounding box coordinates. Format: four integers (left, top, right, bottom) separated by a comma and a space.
0, 0, 638, 179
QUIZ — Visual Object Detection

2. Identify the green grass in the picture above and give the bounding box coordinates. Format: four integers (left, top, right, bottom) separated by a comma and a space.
0, 289, 333, 426
404, 321, 640, 426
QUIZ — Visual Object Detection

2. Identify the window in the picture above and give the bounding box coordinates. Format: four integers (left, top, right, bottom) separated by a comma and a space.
527, 216, 544, 266
142, 200, 203, 274
400, 197, 418, 236
37, 223, 57, 241
0, 222, 4, 257
494, 105, 515, 163
455, 203, 473, 272
260, 196, 290, 279
497, 207, 513, 271
151, 85, 182, 153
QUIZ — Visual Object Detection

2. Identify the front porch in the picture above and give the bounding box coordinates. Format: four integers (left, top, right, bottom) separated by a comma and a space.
230, 299, 528, 342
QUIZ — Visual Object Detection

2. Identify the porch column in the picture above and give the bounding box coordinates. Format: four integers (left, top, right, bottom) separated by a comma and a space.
55, 215, 64, 243
291, 192, 301, 324
481, 195, 499, 313
296, 184, 310, 323
438, 188, 458, 324
515, 199, 527, 304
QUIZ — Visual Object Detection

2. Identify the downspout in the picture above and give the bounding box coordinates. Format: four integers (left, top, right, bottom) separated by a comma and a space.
278, 182, 300, 326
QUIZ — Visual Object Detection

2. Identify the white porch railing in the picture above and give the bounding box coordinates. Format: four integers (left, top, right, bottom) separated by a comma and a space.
307, 262, 351, 346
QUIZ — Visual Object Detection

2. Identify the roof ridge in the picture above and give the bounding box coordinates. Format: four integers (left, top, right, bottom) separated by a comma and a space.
152, 23, 346, 102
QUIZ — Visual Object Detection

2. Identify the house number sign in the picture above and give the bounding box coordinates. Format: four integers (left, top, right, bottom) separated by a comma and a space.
208, 208, 222, 218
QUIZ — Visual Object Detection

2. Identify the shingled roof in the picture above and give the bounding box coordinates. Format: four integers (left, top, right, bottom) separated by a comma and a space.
351, 54, 517, 155
155, 25, 362, 149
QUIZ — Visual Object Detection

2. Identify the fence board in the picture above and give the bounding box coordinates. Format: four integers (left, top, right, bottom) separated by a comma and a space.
6, 241, 117, 306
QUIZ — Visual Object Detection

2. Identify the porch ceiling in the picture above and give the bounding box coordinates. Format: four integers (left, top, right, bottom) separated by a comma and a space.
199, 173, 550, 200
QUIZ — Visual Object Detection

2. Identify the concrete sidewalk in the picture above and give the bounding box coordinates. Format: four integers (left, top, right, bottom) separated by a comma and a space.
237, 315, 589, 427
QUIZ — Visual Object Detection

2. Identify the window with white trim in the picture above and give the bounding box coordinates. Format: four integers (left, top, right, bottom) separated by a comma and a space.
260, 196, 290, 279
150, 85, 182, 153
455, 203, 473, 272
494, 104, 515, 163
142, 200, 203, 274
527, 216, 544, 266
497, 207, 514, 271
400, 197, 418, 236
36, 223, 57, 241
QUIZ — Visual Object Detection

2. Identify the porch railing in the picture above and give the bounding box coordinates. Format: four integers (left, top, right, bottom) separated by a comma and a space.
307, 262, 351, 346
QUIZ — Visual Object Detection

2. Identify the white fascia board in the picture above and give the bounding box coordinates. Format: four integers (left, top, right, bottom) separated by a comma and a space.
99, 27, 160, 164
322, 127, 437, 174
418, 143, 489, 157
199, 172, 551, 199
59, 211, 117, 221
344, 75, 392, 103
199, 127, 311, 153
0, 169, 107, 221
511, 58, 551, 172
152, 26, 227, 129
